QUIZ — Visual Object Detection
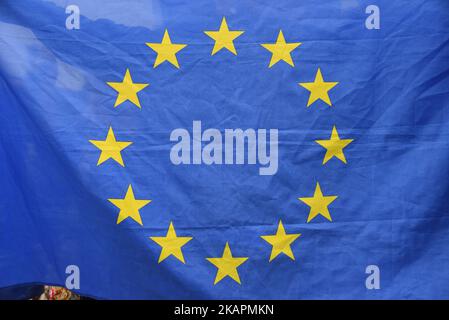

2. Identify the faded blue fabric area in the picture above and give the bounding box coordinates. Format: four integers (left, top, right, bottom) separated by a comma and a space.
0, 0, 449, 299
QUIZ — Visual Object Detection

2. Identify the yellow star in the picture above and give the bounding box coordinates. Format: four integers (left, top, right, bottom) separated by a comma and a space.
261, 220, 301, 262
150, 222, 193, 264
206, 242, 248, 285
204, 17, 244, 55
108, 185, 151, 226
315, 126, 354, 164
89, 127, 132, 167
299, 68, 339, 107
261, 30, 301, 67
298, 182, 338, 223
146, 29, 187, 68
106, 68, 149, 108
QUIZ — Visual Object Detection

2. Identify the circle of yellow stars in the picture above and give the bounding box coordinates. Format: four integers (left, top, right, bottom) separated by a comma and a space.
87, 16, 354, 286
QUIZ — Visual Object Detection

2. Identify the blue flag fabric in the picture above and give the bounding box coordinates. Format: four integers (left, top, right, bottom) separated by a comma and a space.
1, 0, 449, 299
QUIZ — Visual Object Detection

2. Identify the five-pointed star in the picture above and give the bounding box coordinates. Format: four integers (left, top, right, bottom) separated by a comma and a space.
298, 182, 338, 223
206, 242, 248, 285
261, 30, 301, 67
261, 220, 301, 262
204, 17, 244, 55
150, 222, 193, 264
146, 29, 187, 68
299, 68, 339, 107
108, 184, 151, 226
315, 126, 354, 164
89, 127, 132, 167
106, 68, 149, 108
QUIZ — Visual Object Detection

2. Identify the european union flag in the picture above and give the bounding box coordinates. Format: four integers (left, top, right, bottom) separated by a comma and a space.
1, 0, 449, 299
